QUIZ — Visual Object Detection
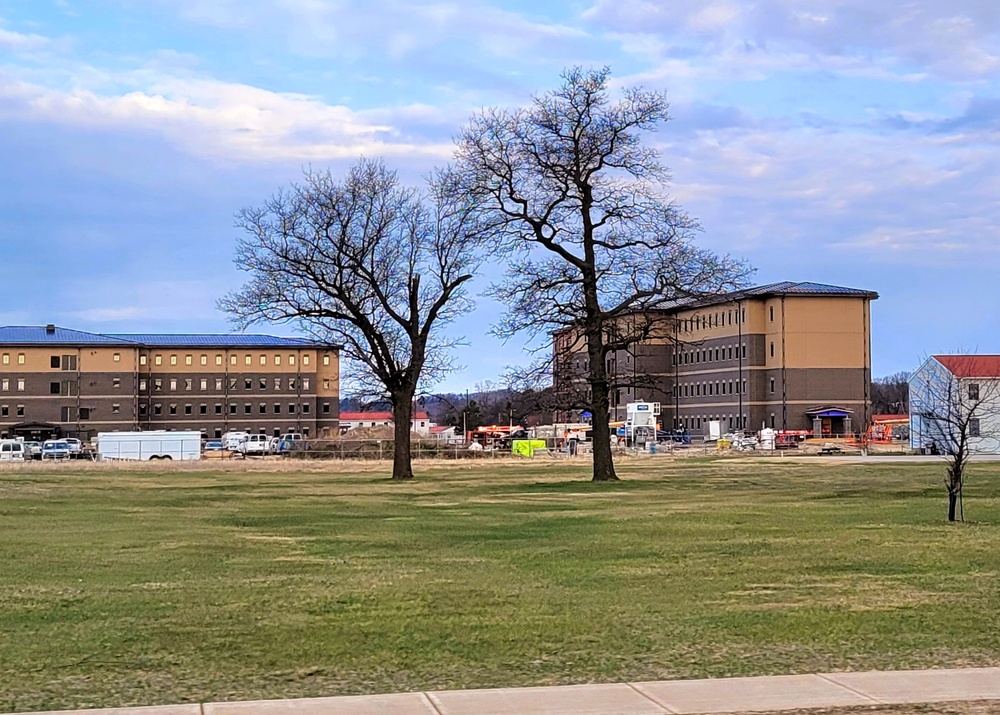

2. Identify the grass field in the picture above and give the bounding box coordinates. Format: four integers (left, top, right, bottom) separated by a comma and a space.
1, 457, 999, 712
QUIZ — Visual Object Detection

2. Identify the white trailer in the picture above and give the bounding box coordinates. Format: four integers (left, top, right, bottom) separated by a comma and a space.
97, 431, 202, 461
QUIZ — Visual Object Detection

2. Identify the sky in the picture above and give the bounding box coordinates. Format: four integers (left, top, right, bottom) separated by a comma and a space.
1, 0, 998, 393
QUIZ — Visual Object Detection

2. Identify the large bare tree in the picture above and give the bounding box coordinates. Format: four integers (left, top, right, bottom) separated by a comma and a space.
221, 159, 483, 480
453, 67, 749, 481
909, 355, 1000, 521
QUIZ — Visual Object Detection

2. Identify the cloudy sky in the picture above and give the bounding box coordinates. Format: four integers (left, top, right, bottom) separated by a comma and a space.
1, 0, 998, 392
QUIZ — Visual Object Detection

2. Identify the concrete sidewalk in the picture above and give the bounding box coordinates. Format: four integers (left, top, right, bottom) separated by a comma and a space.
10, 667, 1000, 715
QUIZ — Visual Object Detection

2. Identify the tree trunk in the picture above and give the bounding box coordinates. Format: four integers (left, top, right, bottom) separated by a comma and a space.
948, 491, 958, 522
391, 395, 414, 481
587, 332, 618, 482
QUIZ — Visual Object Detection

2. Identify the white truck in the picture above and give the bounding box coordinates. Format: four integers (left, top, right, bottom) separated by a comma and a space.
97, 431, 202, 461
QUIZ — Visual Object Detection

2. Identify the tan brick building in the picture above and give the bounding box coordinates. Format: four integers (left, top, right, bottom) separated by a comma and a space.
0, 326, 340, 443
554, 282, 878, 436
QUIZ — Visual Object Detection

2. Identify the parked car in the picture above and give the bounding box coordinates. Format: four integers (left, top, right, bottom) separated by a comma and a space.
42, 439, 72, 460
278, 433, 304, 452
204, 440, 224, 452
63, 438, 83, 457
22, 441, 42, 460
0, 440, 26, 462
222, 431, 249, 451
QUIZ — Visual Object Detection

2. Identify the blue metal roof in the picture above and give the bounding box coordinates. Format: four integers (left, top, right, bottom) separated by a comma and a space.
0, 326, 139, 345
105, 333, 322, 348
655, 281, 878, 313
0, 326, 328, 348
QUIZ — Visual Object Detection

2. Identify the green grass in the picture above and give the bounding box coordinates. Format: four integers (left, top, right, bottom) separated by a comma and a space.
1, 458, 999, 711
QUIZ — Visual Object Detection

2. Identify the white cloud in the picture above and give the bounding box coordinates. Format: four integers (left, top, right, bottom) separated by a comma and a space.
0, 71, 455, 163
0, 25, 51, 52
585, 0, 1000, 80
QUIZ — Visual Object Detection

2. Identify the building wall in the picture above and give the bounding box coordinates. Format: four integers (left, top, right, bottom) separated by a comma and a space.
0, 344, 340, 442
557, 292, 873, 434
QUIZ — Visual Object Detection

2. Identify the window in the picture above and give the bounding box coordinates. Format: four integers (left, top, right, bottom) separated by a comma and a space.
169, 404, 177, 415
113, 377, 121, 389
322, 403, 330, 414
769, 306, 774, 322
140, 354, 147, 366
770, 342, 774, 358
229, 404, 237, 414
302, 378, 310, 391
274, 403, 281, 414
288, 378, 297, 390
140, 379, 148, 391
17, 353, 25, 365
303, 427, 309, 437
216, 355, 223, 366
200, 379, 207, 391
215, 404, 222, 415
1, 353, 7, 364
185, 355, 192, 366
50, 381, 60, 395
16, 405, 24, 417
244, 378, 252, 390
79, 407, 91, 420
245, 355, 252, 366
139, 404, 147, 416
229, 377, 237, 390
274, 355, 281, 366
170, 355, 177, 366
170, 379, 178, 391
112, 403, 121, 414
259, 403, 267, 414
288, 404, 296, 414
303, 355, 310, 366
323, 379, 331, 390
969, 384, 980, 400
260, 354, 266, 365
154, 379, 162, 391
51, 355, 61, 369
185, 379, 193, 391
60, 354, 77, 371
742, 344, 747, 358
970, 418, 981, 438
260, 378, 267, 390
770, 378, 775, 394
244, 404, 252, 414
215, 428, 222, 438
274, 378, 282, 390
215, 378, 223, 391
184, 405, 193, 415
323, 354, 330, 366
200, 355, 207, 366
154, 404, 162, 415
230, 355, 237, 366
1, 379, 7, 391
16, 379, 24, 392
289, 355, 296, 366
155, 355, 162, 365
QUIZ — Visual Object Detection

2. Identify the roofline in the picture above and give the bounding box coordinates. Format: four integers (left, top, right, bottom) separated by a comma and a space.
0, 326, 341, 349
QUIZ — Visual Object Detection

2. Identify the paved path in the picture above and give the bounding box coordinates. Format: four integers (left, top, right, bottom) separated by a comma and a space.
10, 667, 1000, 715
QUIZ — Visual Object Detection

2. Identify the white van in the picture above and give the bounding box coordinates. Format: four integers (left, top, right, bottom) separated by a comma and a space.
241, 433, 272, 455
0, 440, 26, 462
222, 431, 249, 451
97, 431, 202, 461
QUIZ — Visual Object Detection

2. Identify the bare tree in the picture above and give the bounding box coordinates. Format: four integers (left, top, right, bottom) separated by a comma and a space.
221, 159, 483, 480
871, 371, 910, 415
453, 67, 749, 481
909, 355, 1000, 521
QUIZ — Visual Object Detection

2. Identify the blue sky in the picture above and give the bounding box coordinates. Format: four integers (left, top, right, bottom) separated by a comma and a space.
1, 0, 998, 392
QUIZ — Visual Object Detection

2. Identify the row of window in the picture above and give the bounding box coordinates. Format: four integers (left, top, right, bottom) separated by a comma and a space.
139, 402, 330, 417
679, 308, 747, 334
674, 344, 747, 366
0, 403, 333, 420
141, 353, 330, 367
675, 380, 748, 398
679, 414, 748, 430
142, 377, 327, 393
3, 352, 333, 368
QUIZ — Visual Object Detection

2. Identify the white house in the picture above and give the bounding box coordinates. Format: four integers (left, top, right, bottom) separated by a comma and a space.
339, 411, 433, 436
909, 355, 1000, 455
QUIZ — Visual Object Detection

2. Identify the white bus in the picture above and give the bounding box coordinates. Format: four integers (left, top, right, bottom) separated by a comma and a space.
97, 431, 202, 461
